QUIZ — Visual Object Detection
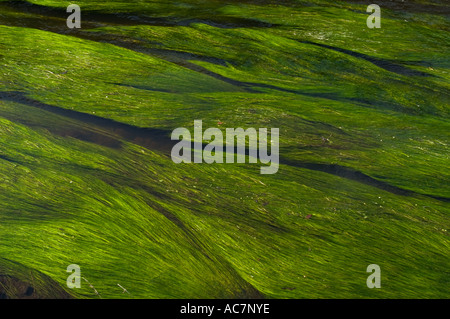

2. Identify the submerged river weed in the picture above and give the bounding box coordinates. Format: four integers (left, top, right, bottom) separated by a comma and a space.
0, 0, 449, 299
171, 120, 280, 174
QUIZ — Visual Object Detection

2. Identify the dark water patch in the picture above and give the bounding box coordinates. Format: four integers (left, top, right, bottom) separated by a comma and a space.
192, 139, 449, 202
3, 2, 427, 106
92, 171, 175, 203
283, 159, 414, 196
0, 154, 21, 164
0, 258, 73, 299
136, 193, 265, 299
155, 59, 411, 115
348, 0, 450, 16
55, 127, 122, 148
0, 1, 438, 117
1, 0, 276, 29
79, 32, 229, 67
0, 275, 36, 299
60, 32, 258, 92
0, 8, 232, 68
136, 47, 230, 67
1, 95, 123, 149
426, 194, 450, 203
0, 5, 105, 33
175, 17, 276, 29
112, 83, 174, 93
298, 40, 433, 77
0, 91, 176, 152
104, 49, 420, 113
3, 92, 447, 203
281, 158, 450, 202
0, 0, 182, 28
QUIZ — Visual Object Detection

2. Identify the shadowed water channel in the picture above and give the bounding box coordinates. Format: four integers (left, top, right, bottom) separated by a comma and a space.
0, 0, 277, 29
0, 0, 432, 81
0, 3, 447, 203
1, 91, 448, 203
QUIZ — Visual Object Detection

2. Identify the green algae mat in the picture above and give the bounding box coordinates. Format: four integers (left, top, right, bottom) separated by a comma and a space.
0, 0, 449, 299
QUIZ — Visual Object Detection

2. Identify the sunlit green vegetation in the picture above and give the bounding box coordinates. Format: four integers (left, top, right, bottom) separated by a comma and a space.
0, 0, 449, 298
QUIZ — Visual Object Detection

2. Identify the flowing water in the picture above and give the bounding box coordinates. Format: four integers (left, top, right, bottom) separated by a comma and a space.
0, 0, 449, 299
